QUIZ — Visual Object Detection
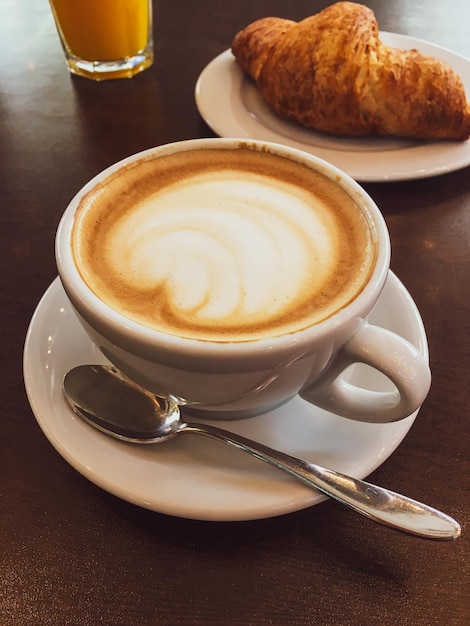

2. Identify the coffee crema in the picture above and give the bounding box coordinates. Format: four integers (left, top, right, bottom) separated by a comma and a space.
72, 147, 376, 342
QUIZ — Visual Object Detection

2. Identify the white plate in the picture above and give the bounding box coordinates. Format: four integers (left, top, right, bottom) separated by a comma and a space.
24, 273, 427, 521
195, 33, 470, 182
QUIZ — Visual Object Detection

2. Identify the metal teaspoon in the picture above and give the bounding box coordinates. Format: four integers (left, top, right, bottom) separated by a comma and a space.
63, 365, 461, 540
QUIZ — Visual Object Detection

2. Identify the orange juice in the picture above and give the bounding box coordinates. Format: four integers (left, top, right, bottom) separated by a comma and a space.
50, 0, 150, 61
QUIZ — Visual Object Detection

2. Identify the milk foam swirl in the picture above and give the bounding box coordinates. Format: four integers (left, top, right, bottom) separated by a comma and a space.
106, 172, 335, 328
73, 148, 374, 341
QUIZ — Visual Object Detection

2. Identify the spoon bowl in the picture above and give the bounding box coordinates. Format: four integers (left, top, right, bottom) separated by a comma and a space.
64, 365, 181, 442
63, 364, 461, 540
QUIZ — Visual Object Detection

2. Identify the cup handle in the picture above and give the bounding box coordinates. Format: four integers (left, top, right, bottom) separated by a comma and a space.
299, 323, 431, 423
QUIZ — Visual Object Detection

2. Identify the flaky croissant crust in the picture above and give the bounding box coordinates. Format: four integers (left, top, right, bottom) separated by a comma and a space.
232, 2, 470, 140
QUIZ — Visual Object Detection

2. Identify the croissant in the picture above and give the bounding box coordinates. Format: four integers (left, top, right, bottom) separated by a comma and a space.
231, 2, 470, 140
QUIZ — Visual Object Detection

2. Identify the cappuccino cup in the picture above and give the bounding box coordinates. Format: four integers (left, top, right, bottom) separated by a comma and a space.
56, 138, 430, 422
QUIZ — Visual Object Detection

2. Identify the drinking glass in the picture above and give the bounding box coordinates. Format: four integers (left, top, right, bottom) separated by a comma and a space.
49, 0, 153, 80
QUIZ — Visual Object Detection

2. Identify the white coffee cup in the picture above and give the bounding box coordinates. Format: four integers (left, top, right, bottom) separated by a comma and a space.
56, 138, 430, 422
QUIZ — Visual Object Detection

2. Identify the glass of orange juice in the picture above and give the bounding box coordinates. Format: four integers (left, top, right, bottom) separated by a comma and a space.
49, 0, 153, 80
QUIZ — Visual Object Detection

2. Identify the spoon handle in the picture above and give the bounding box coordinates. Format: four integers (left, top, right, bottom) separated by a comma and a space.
182, 421, 460, 540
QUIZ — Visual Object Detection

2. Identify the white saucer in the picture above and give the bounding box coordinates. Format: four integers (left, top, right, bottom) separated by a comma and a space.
24, 273, 428, 521
195, 32, 470, 182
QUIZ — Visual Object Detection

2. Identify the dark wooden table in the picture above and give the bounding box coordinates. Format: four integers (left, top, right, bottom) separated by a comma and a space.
1, 1, 469, 624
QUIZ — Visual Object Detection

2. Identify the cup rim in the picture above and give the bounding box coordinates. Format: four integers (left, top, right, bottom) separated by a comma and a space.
56, 137, 390, 360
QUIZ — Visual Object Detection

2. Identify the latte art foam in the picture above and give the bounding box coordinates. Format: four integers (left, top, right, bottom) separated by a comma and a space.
72, 147, 376, 341
111, 175, 333, 322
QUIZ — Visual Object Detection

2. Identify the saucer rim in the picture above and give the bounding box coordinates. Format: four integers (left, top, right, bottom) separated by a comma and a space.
23, 273, 427, 521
